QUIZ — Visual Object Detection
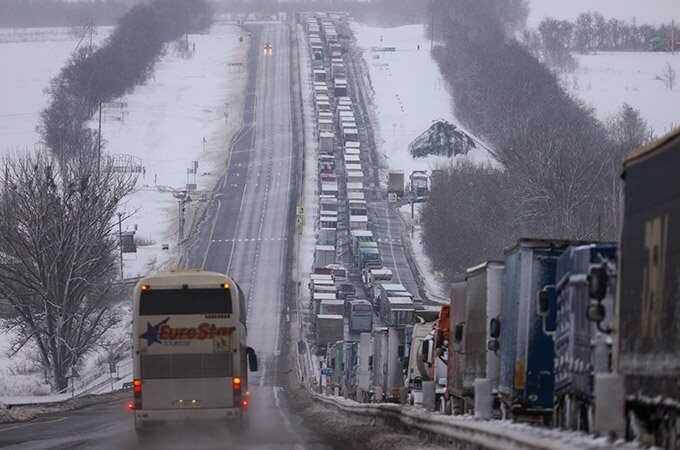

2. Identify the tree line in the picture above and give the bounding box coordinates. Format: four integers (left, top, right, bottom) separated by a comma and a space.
422, 0, 654, 281
40, 0, 213, 164
0, 0, 212, 392
531, 12, 679, 55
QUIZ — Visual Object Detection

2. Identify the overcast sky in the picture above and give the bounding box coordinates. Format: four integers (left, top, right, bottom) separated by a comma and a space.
528, 0, 680, 26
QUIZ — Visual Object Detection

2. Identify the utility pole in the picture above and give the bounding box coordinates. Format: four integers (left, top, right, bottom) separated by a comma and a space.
117, 212, 124, 279
672, 20, 676, 54
430, 0, 435, 51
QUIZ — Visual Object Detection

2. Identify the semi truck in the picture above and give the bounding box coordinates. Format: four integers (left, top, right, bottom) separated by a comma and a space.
387, 170, 405, 198
613, 128, 680, 446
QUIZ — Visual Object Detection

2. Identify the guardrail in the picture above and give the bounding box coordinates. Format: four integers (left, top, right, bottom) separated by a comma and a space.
311, 393, 636, 450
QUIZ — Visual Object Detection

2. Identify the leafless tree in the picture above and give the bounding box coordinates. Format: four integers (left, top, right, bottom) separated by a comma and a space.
0, 153, 137, 391
659, 62, 677, 90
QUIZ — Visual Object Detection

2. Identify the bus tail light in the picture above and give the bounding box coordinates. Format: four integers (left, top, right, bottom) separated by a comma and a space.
232, 377, 242, 405
132, 378, 142, 411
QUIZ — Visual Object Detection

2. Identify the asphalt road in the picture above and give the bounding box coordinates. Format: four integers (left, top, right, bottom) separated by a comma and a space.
0, 23, 330, 450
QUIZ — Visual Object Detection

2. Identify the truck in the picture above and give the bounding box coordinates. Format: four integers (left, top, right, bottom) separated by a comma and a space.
350, 230, 373, 257
409, 170, 429, 199
446, 282, 467, 414
498, 239, 574, 423
316, 314, 344, 347
387, 170, 405, 198
371, 327, 404, 402
381, 297, 415, 328
348, 300, 373, 333
357, 332, 373, 402
361, 267, 392, 294
453, 261, 504, 414
313, 244, 336, 270
613, 128, 680, 446
405, 321, 436, 406
553, 244, 616, 431
358, 246, 382, 272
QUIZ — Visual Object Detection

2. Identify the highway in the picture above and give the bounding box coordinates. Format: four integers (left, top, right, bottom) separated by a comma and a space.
0, 23, 330, 450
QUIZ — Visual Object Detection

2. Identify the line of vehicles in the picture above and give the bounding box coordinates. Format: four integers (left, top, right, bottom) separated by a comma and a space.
303, 12, 680, 449
301, 13, 432, 401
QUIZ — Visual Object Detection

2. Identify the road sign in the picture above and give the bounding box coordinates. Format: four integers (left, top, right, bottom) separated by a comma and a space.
388, 192, 398, 203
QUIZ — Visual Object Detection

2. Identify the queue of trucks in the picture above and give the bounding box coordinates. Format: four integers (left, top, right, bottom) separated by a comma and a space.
302, 12, 680, 450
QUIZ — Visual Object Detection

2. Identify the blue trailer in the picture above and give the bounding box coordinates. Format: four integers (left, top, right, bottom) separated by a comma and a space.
498, 239, 574, 421
553, 243, 617, 431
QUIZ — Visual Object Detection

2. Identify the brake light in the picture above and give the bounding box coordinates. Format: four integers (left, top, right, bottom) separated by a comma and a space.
232, 377, 241, 389
133, 379, 142, 394
127, 400, 136, 411
241, 399, 249, 409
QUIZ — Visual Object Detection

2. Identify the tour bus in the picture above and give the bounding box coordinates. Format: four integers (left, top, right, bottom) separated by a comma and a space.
131, 271, 258, 431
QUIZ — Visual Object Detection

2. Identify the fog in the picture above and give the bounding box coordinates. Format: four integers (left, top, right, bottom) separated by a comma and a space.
528, 0, 680, 26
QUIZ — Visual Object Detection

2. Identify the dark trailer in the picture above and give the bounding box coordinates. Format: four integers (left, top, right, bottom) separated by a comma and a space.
617, 128, 680, 443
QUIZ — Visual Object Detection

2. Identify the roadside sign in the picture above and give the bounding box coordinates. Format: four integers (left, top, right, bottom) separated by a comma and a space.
388, 192, 398, 203
321, 367, 334, 376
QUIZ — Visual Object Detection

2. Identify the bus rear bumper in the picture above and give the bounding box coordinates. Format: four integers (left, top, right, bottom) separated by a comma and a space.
135, 407, 243, 426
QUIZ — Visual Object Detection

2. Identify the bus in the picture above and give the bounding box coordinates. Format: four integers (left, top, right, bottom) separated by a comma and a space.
130, 271, 258, 432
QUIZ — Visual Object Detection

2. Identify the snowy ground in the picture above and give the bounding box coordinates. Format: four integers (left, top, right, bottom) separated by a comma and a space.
351, 22, 492, 178
106, 22, 249, 279
399, 204, 448, 302
0, 27, 111, 156
0, 21, 248, 402
566, 52, 680, 136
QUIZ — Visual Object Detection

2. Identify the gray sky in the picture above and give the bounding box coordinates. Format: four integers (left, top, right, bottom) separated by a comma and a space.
528, 0, 680, 26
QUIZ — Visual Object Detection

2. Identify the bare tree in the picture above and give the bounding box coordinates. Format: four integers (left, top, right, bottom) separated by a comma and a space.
659, 62, 677, 90
0, 153, 137, 391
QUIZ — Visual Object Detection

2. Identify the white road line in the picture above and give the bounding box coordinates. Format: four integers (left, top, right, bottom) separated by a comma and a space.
0, 417, 67, 432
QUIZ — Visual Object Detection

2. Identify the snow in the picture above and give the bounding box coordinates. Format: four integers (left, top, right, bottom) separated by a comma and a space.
297, 25, 322, 384
0, 21, 249, 403
398, 204, 448, 303
566, 52, 680, 136
351, 23, 492, 178
0, 27, 111, 156
104, 22, 248, 278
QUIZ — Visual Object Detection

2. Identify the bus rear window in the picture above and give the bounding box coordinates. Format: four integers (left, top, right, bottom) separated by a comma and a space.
139, 288, 233, 316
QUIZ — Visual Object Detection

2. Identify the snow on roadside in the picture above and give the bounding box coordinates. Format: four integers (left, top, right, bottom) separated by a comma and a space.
566, 52, 680, 136
398, 204, 448, 302
350, 22, 492, 178
105, 22, 249, 278
0, 21, 249, 402
297, 25, 321, 382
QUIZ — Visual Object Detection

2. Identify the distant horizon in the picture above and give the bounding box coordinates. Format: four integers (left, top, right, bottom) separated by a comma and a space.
528, 0, 680, 26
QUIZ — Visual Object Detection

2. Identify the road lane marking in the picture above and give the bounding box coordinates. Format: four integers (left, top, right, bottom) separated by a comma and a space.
0, 417, 67, 432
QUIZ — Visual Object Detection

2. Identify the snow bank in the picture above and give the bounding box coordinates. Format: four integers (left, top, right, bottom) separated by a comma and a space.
398, 204, 447, 302
351, 22, 492, 177
567, 52, 680, 136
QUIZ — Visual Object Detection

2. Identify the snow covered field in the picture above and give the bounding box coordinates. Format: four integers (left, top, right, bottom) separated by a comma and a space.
351, 23, 491, 177
107, 22, 248, 278
566, 52, 680, 136
0, 22, 248, 400
0, 27, 110, 156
